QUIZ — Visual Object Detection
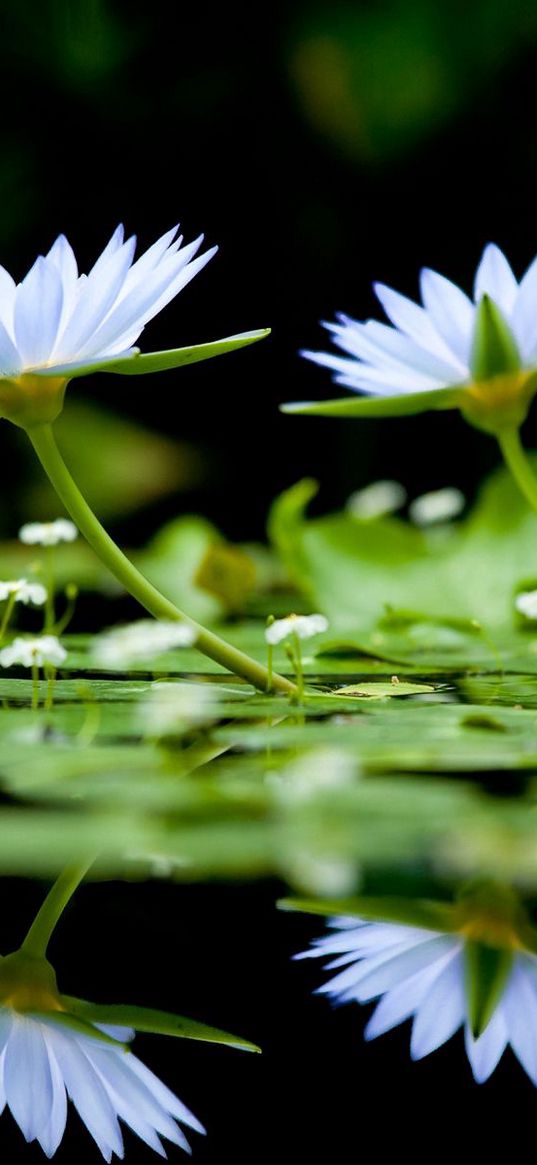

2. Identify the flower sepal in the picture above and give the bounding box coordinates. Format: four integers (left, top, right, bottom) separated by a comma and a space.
0, 948, 60, 1012
278, 893, 459, 932
36, 329, 271, 381
280, 385, 462, 419
470, 295, 521, 382
60, 994, 261, 1052
464, 940, 514, 1038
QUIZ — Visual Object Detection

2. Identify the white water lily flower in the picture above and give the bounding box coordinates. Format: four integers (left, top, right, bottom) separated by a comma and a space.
0, 1010, 203, 1159
19, 519, 78, 546
0, 635, 67, 668
303, 244, 532, 395
0, 225, 215, 379
346, 480, 407, 520
0, 578, 47, 606
408, 487, 465, 526
0, 224, 231, 430
293, 244, 537, 434
515, 590, 537, 619
298, 915, 537, 1085
265, 613, 329, 645
93, 619, 196, 667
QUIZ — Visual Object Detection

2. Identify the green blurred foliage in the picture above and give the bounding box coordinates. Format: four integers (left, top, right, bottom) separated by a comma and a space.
287, 0, 537, 161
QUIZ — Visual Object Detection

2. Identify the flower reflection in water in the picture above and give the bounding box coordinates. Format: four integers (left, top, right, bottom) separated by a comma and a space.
0, 864, 258, 1159
295, 883, 537, 1085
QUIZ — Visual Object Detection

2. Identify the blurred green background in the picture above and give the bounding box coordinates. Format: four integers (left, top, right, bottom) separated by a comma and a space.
3, 0, 537, 550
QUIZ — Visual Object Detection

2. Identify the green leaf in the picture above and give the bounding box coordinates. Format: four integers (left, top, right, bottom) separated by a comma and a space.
464, 941, 514, 1038
61, 997, 260, 1053
138, 516, 227, 623
333, 681, 436, 698
41, 330, 270, 379
52, 400, 198, 520
268, 458, 537, 641
470, 296, 520, 380
280, 386, 461, 418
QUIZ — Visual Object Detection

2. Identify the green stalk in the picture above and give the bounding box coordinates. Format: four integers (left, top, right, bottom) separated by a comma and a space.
21, 862, 93, 958
28, 424, 296, 695
44, 545, 56, 632
497, 426, 537, 514
0, 592, 16, 642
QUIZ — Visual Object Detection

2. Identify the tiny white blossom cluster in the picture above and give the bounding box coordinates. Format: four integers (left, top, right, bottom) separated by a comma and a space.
93, 620, 197, 667
139, 680, 219, 736
0, 578, 47, 606
265, 614, 329, 645
0, 636, 67, 668
515, 590, 537, 620
346, 480, 407, 520
19, 519, 78, 547
409, 487, 465, 527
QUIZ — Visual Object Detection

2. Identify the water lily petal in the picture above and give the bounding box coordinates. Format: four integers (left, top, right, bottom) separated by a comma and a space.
474, 243, 518, 316
419, 269, 474, 366
37, 1038, 67, 1158
465, 1009, 508, 1083
4, 1017, 53, 1142
14, 256, 64, 366
44, 1026, 123, 1162
501, 959, 537, 1084
410, 950, 465, 1059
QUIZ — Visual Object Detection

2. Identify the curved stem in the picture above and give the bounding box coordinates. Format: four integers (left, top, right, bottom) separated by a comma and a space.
22, 862, 93, 958
497, 426, 537, 514
27, 424, 296, 695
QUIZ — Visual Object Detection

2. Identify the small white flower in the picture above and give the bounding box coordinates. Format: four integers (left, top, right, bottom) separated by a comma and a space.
0, 1010, 203, 1159
344, 479, 403, 521
302, 244, 536, 397
265, 613, 329, 646
0, 635, 67, 668
93, 619, 197, 667
408, 487, 465, 526
19, 519, 78, 547
0, 578, 47, 606
298, 915, 537, 1085
0, 224, 215, 379
138, 681, 219, 736
346, 480, 407, 520
515, 590, 537, 619
284, 853, 360, 897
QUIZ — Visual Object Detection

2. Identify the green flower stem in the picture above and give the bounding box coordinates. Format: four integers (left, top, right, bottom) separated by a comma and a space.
31, 662, 39, 711
28, 424, 296, 696
0, 592, 16, 642
44, 545, 56, 633
498, 426, 537, 514
21, 861, 93, 958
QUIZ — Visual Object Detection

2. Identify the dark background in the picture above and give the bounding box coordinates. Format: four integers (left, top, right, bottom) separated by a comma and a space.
4, 0, 537, 542
1, 0, 537, 1159
1, 878, 531, 1163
